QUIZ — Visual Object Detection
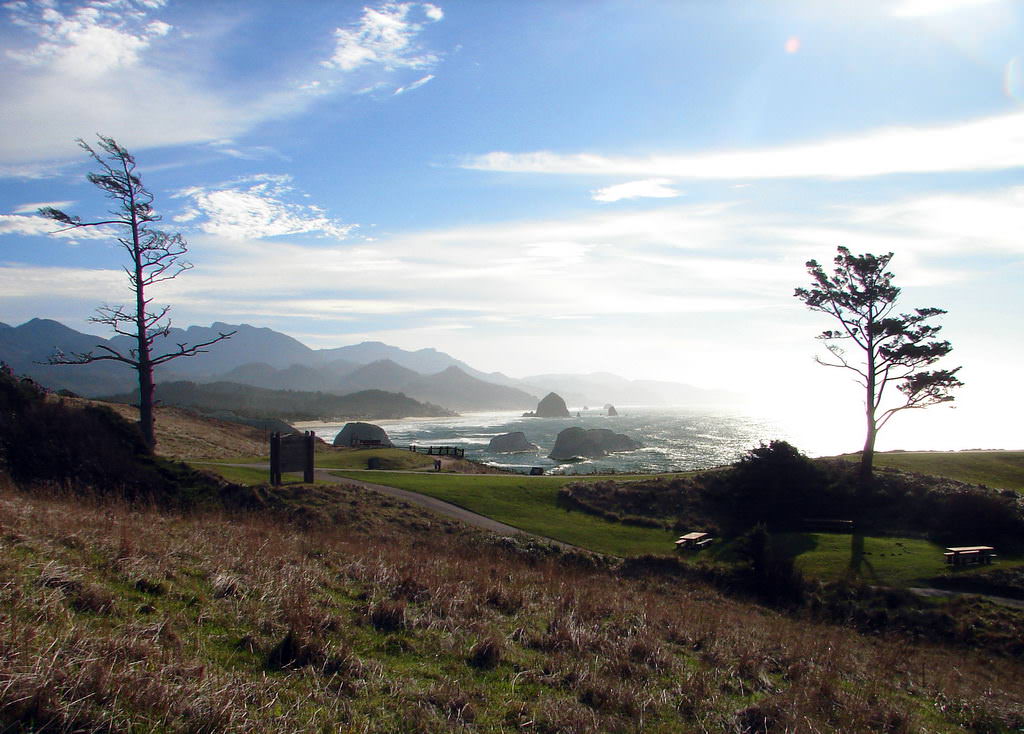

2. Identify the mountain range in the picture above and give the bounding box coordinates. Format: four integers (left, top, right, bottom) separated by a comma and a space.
0, 318, 739, 411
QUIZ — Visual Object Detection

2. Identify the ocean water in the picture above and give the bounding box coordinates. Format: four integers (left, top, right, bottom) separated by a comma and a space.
300, 406, 859, 474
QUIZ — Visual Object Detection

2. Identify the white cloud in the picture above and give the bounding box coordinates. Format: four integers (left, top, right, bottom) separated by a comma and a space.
0, 264, 125, 299
890, 0, 1001, 17
591, 178, 682, 202
394, 73, 434, 95
324, 2, 443, 72
0, 2, 446, 169
0, 213, 110, 240
465, 110, 1024, 181
11, 200, 75, 215
174, 174, 355, 240
6, 1, 173, 78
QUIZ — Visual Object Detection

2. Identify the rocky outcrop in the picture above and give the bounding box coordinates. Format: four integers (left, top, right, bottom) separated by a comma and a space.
607, 405, 618, 416
548, 427, 641, 460
487, 431, 539, 453
333, 422, 393, 448
534, 392, 571, 418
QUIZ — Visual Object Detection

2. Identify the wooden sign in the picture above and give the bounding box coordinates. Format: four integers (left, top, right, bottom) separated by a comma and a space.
270, 431, 315, 485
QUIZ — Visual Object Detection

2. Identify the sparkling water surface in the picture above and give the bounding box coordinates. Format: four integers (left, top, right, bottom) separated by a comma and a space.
298, 406, 856, 475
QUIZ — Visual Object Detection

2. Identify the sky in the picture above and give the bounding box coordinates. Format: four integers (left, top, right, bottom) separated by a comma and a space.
0, 0, 1022, 451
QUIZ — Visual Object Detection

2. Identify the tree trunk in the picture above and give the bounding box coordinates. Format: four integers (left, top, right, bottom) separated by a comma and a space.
137, 357, 156, 452
859, 418, 876, 491
132, 226, 156, 453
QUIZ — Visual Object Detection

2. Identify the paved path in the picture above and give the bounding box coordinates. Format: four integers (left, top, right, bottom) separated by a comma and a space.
204, 462, 564, 544
907, 586, 1024, 610
318, 469, 528, 536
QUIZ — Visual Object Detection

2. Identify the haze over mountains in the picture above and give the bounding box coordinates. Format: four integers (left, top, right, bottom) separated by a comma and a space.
0, 318, 738, 411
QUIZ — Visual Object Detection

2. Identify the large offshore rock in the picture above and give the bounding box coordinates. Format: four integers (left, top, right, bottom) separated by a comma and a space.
607, 405, 618, 416
534, 392, 571, 418
332, 422, 393, 448
548, 427, 641, 460
487, 431, 539, 453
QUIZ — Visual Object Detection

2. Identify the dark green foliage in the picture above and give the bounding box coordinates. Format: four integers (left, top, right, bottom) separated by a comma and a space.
559, 439, 1024, 551
722, 440, 832, 531
467, 636, 503, 669
0, 364, 230, 506
734, 524, 806, 604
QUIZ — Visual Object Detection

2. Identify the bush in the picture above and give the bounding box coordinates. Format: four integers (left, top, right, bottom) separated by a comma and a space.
721, 440, 830, 531
0, 364, 232, 506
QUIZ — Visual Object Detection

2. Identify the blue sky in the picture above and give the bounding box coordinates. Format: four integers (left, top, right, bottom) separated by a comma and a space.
1, 0, 1022, 450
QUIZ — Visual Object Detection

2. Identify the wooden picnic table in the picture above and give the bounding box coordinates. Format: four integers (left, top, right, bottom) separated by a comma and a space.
944, 546, 997, 566
675, 532, 711, 550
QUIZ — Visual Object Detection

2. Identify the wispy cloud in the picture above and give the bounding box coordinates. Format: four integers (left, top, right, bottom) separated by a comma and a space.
465, 111, 1024, 181
0, 2, 446, 169
323, 3, 443, 72
394, 73, 435, 95
173, 174, 355, 240
12, 201, 75, 215
890, 0, 1001, 17
591, 178, 682, 202
0, 214, 110, 240
6, 0, 172, 77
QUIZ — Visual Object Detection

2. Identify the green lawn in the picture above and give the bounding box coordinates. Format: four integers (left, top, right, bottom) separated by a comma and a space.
192, 463, 325, 486
329, 470, 679, 557
839, 450, 1024, 493
208, 447, 438, 471
770, 532, 1024, 587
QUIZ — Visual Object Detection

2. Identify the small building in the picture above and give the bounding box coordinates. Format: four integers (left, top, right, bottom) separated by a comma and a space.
675, 532, 713, 551
944, 546, 997, 566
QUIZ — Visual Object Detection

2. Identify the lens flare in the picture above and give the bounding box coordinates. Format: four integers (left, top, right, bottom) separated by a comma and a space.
1005, 57, 1023, 101
785, 36, 801, 54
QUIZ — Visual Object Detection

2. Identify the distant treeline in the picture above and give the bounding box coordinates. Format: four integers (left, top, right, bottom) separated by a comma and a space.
103, 381, 457, 422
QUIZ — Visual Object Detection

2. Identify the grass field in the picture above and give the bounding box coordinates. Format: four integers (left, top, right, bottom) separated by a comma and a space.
840, 450, 1024, 493
762, 532, 1024, 587
330, 470, 679, 557
211, 447, 438, 471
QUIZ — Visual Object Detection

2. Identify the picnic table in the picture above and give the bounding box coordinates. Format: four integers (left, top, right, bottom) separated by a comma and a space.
944, 546, 997, 566
675, 532, 712, 551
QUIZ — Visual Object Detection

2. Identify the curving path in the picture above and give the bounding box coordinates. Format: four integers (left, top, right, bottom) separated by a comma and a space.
203, 463, 1024, 607
319, 469, 526, 536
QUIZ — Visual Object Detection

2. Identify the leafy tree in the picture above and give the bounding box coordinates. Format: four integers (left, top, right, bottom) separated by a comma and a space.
39, 136, 233, 452
794, 246, 962, 485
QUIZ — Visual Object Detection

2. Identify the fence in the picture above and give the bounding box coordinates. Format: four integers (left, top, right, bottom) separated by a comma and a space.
406, 445, 465, 458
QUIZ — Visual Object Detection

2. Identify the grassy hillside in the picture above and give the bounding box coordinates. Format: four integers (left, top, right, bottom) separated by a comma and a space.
329, 471, 679, 556
842, 450, 1024, 493
3, 485, 1023, 733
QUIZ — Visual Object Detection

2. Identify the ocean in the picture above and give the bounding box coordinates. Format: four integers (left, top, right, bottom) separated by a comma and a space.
298, 406, 862, 474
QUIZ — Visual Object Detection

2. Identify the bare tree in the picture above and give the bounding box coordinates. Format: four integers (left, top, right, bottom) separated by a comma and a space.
40, 135, 233, 452
794, 246, 962, 486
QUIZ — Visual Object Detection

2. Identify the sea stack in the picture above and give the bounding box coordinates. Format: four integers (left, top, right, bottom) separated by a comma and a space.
332, 422, 393, 448
548, 427, 641, 460
607, 405, 618, 416
534, 392, 571, 418
487, 431, 539, 453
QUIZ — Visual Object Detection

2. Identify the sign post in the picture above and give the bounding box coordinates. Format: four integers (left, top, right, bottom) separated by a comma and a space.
270, 431, 315, 485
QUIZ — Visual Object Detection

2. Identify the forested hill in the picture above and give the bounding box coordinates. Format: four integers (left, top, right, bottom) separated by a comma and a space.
103, 381, 457, 422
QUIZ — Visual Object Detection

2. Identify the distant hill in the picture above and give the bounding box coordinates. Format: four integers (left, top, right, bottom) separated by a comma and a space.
1, 317, 739, 410
402, 366, 537, 411
337, 359, 422, 393
0, 318, 135, 396
103, 381, 456, 422
522, 371, 741, 408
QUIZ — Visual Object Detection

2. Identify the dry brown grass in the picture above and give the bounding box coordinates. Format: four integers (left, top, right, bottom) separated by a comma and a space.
69, 398, 269, 460
1, 483, 1022, 732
